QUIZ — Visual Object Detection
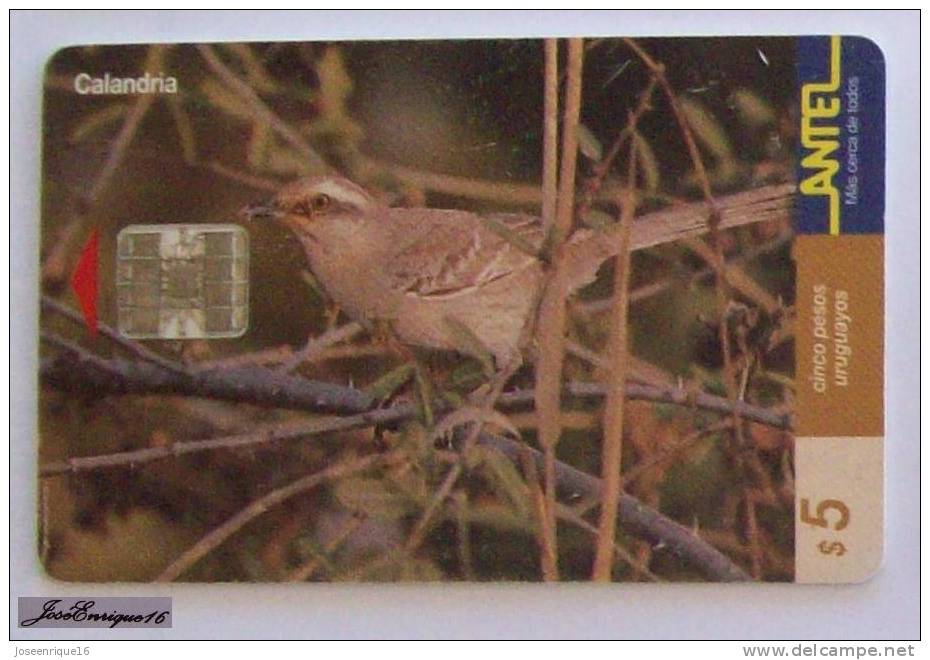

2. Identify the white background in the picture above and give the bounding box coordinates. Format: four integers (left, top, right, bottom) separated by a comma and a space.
9, 9, 920, 640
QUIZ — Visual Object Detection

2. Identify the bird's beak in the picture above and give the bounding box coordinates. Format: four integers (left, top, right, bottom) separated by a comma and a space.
241, 199, 283, 221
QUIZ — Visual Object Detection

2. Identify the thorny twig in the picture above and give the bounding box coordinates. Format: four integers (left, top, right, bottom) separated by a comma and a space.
39, 329, 792, 464
41, 295, 187, 375
574, 229, 793, 316
277, 321, 365, 373
623, 37, 766, 577
39, 337, 752, 581
155, 451, 398, 582
39, 403, 411, 478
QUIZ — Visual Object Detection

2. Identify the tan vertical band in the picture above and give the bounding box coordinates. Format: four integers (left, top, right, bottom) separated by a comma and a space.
794, 235, 883, 582
794, 235, 884, 437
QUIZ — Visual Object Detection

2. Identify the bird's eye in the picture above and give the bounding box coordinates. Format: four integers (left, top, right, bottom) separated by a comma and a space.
292, 194, 331, 216
311, 194, 331, 212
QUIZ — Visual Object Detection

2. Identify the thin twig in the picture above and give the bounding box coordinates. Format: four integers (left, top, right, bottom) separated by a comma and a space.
193, 341, 386, 371
166, 93, 197, 165
155, 451, 395, 582
624, 37, 764, 576
483, 432, 750, 581
286, 513, 366, 582
404, 463, 463, 553
196, 45, 329, 173
277, 321, 365, 373
39, 337, 792, 431
38, 376, 788, 478
552, 38, 585, 248
203, 160, 281, 192
541, 39, 559, 232
453, 490, 475, 580
592, 138, 638, 581
38, 341, 750, 580
557, 505, 661, 583
556, 381, 791, 430
518, 444, 554, 575
39, 405, 410, 478
526, 37, 560, 580
577, 75, 658, 221
574, 229, 793, 316
533, 37, 585, 582
42, 46, 166, 287
40, 332, 378, 415
41, 295, 187, 375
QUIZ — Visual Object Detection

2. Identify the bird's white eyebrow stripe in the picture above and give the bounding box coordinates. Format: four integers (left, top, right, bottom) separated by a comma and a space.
313, 180, 372, 209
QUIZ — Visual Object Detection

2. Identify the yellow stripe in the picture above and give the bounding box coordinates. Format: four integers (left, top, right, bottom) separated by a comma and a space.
829, 35, 842, 236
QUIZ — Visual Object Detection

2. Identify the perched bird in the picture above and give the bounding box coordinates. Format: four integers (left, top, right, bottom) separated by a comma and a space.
246, 175, 799, 365
246, 175, 608, 366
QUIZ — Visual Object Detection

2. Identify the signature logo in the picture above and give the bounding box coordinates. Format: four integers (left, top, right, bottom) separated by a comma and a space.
18, 598, 171, 629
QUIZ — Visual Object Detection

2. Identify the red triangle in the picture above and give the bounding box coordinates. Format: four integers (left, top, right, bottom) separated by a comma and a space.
70, 228, 99, 336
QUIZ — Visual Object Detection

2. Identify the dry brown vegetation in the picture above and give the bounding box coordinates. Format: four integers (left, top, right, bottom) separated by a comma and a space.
40, 37, 797, 582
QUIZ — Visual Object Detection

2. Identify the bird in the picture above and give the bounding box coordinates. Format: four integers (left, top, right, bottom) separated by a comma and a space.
245, 175, 612, 366
245, 175, 798, 367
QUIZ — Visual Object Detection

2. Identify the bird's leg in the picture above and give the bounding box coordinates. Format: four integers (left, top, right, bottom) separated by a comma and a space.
365, 318, 413, 357
322, 300, 342, 331
365, 320, 439, 430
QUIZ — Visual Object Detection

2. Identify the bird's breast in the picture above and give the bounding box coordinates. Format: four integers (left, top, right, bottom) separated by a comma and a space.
302, 241, 402, 321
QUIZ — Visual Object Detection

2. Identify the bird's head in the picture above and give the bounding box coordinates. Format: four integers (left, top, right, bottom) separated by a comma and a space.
244, 175, 381, 242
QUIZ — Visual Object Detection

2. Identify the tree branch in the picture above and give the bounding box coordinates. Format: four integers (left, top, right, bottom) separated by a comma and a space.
40, 332, 792, 431
566, 182, 795, 277
479, 433, 749, 582
197, 45, 329, 173
39, 338, 755, 582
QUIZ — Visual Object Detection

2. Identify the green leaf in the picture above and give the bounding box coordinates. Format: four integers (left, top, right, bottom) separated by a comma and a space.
475, 446, 531, 519
679, 96, 733, 160
200, 77, 254, 121
333, 478, 411, 520
398, 421, 431, 463
68, 103, 128, 143
581, 209, 615, 230
450, 361, 486, 390
442, 316, 495, 376
577, 123, 604, 162
730, 88, 776, 127
633, 131, 661, 192
364, 363, 415, 401
479, 216, 541, 259
222, 43, 279, 94
431, 407, 521, 448
413, 365, 435, 428
388, 465, 429, 505
398, 558, 445, 581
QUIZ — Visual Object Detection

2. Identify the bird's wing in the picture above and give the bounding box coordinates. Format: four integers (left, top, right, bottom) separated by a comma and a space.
384, 210, 543, 299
